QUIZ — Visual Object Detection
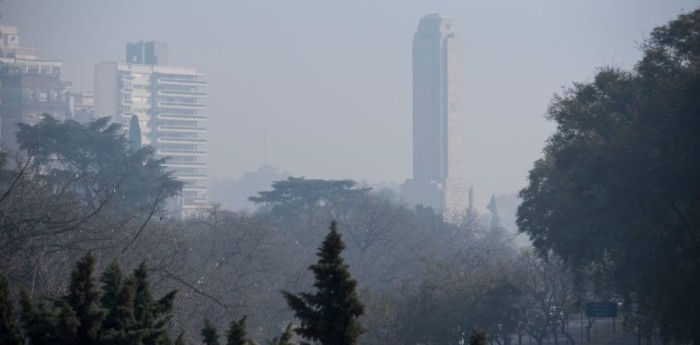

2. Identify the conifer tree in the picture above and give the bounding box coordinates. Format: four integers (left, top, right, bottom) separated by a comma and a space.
13, 255, 181, 345
19, 288, 77, 345
129, 115, 142, 151
226, 315, 255, 345
101, 263, 140, 345
282, 221, 365, 345
201, 318, 221, 345
55, 298, 80, 344
133, 262, 177, 345
66, 252, 106, 345
0, 276, 23, 345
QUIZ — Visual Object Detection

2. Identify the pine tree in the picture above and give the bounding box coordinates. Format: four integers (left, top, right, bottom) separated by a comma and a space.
101, 263, 141, 345
282, 221, 365, 345
201, 318, 221, 345
55, 298, 80, 344
0, 276, 23, 345
226, 315, 255, 345
66, 252, 106, 345
12, 256, 181, 345
19, 288, 77, 345
133, 262, 177, 345
128, 115, 142, 151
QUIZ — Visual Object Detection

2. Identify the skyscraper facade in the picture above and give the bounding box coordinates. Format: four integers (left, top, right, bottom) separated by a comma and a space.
401, 14, 469, 218
95, 42, 208, 217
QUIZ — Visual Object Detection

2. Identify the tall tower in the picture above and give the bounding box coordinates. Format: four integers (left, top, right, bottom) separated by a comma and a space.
401, 14, 469, 219
95, 42, 208, 218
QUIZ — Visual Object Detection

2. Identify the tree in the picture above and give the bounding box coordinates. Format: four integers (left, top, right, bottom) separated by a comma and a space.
226, 315, 255, 345
249, 177, 369, 218
517, 8, 700, 344
66, 253, 106, 345
16, 115, 181, 211
514, 251, 576, 345
282, 221, 365, 345
477, 280, 523, 345
132, 262, 177, 345
129, 115, 142, 151
100, 263, 140, 345
202, 319, 221, 345
0, 276, 22, 345
13, 253, 179, 345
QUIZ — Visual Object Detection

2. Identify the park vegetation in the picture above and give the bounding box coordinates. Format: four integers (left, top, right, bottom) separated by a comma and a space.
518, 7, 700, 344
0, 7, 698, 345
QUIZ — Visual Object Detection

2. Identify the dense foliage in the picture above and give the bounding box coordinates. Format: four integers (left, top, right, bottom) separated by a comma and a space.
0, 253, 178, 345
517, 8, 700, 344
16, 115, 181, 211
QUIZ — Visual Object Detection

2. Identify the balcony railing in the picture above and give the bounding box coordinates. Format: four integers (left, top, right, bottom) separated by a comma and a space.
157, 78, 207, 86
157, 113, 207, 120
157, 125, 206, 133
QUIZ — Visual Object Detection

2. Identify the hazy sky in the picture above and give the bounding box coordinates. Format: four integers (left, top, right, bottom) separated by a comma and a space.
4, 1, 698, 208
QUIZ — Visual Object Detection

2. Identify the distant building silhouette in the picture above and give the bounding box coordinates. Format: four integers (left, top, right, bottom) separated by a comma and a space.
401, 14, 469, 219
487, 194, 500, 230
0, 25, 69, 149
126, 41, 169, 65
95, 42, 208, 218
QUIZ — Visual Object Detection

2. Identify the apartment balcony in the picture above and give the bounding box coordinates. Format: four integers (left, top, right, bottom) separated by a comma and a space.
164, 161, 207, 168
181, 184, 208, 191
157, 101, 206, 109
157, 90, 206, 97
157, 149, 206, 156
156, 125, 206, 133
157, 113, 207, 120
172, 173, 207, 180
157, 78, 207, 86
157, 137, 207, 144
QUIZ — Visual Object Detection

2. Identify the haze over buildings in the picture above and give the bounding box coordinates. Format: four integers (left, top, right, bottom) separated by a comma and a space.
0, 25, 69, 148
94, 42, 208, 217
2, 1, 696, 210
401, 14, 469, 217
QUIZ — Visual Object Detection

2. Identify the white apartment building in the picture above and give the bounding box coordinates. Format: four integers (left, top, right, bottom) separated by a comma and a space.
95, 53, 208, 218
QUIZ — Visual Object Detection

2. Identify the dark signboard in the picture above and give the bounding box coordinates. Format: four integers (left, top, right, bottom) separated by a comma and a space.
585, 302, 618, 318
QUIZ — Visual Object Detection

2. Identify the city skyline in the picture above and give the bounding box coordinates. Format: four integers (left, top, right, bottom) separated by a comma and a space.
2, 1, 695, 209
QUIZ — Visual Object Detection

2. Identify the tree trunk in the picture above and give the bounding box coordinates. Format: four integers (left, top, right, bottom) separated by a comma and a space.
559, 324, 575, 345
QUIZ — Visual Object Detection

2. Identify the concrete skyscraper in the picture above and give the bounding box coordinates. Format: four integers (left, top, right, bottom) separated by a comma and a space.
95, 42, 208, 218
401, 14, 469, 218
